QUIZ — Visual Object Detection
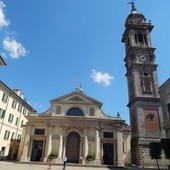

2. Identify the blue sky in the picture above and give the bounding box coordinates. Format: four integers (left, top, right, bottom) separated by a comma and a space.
0, 0, 170, 124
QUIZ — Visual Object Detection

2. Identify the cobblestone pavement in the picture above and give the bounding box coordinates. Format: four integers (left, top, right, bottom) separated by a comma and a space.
0, 161, 123, 170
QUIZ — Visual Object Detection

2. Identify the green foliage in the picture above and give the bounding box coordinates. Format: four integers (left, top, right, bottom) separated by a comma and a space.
86, 154, 95, 161
48, 151, 58, 159
161, 139, 170, 159
149, 142, 162, 160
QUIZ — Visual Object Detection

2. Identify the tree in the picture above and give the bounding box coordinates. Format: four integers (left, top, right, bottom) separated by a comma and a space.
149, 142, 162, 170
161, 139, 170, 159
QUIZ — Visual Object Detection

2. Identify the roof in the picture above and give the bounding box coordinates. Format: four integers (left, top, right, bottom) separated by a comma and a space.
0, 56, 6, 66
0, 80, 36, 112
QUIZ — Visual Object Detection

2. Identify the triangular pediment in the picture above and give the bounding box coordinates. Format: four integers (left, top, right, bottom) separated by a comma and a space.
50, 90, 102, 107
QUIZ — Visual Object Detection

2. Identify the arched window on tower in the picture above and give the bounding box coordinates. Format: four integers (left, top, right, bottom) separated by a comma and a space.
135, 32, 148, 47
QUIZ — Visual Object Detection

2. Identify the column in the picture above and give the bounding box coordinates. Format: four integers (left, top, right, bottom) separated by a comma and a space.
20, 126, 31, 161
45, 126, 52, 157
62, 138, 66, 158
117, 130, 124, 166
83, 128, 88, 158
62, 127, 66, 158
95, 128, 100, 160
58, 127, 63, 159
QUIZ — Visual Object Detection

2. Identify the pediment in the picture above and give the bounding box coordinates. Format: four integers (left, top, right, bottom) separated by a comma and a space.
50, 91, 102, 107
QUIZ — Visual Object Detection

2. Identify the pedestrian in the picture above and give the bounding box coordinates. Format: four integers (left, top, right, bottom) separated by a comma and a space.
63, 156, 67, 169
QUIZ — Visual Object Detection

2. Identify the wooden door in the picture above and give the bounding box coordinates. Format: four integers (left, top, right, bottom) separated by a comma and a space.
66, 132, 80, 163
103, 143, 114, 165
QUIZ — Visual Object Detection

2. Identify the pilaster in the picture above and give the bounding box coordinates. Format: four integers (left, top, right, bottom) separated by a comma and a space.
20, 125, 31, 161
117, 130, 124, 166
58, 127, 63, 159
45, 126, 52, 158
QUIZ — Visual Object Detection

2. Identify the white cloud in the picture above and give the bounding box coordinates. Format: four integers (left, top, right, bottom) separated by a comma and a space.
0, 1, 10, 28
0, 52, 6, 58
91, 69, 114, 86
3, 36, 28, 59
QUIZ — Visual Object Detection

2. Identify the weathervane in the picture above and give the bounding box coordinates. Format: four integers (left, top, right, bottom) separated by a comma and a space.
128, 0, 136, 12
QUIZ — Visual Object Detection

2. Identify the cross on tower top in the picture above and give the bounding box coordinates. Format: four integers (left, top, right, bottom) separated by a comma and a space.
75, 78, 84, 93
75, 78, 81, 88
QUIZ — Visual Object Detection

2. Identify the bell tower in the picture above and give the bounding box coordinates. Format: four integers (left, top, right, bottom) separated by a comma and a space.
122, 3, 166, 167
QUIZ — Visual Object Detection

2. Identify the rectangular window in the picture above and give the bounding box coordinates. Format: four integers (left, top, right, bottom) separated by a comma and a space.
15, 117, 19, 126
17, 104, 22, 113
4, 130, 10, 140
17, 134, 21, 141
167, 103, 170, 118
27, 111, 30, 116
20, 120, 24, 127
18, 104, 22, 113
103, 132, 113, 138
2, 93, 8, 103
23, 108, 27, 115
142, 80, 152, 93
11, 132, 15, 140
11, 100, 17, 109
0, 108, 5, 119
35, 129, 45, 135
8, 114, 14, 123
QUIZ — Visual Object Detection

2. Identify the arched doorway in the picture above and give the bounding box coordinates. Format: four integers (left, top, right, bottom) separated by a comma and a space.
66, 132, 80, 163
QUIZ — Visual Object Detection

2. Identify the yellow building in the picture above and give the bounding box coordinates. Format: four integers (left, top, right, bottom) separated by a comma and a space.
0, 81, 36, 160
18, 88, 131, 166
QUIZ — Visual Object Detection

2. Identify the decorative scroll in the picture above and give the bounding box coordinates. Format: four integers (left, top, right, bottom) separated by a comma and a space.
69, 96, 84, 102
65, 126, 83, 137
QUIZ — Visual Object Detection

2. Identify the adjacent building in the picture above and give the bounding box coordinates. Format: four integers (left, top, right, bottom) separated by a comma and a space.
0, 81, 36, 160
159, 78, 170, 138
18, 88, 131, 166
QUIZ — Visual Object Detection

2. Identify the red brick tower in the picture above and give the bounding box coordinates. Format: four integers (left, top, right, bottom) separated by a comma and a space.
121, 3, 166, 167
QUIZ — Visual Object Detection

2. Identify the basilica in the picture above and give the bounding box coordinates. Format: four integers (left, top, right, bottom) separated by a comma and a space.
18, 88, 131, 166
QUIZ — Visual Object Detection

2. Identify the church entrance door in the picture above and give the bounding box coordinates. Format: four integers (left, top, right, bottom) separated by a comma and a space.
103, 143, 114, 165
66, 132, 80, 163
30, 140, 43, 161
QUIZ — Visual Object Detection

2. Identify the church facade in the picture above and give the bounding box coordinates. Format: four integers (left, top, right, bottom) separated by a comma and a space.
18, 88, 131, 166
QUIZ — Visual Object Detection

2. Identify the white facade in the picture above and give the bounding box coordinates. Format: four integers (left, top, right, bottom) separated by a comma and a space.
0, 81, 36, 159
18, 89, 131, 166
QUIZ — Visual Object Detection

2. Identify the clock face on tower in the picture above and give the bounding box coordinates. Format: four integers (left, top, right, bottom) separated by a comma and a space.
139, 55, 147, 62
